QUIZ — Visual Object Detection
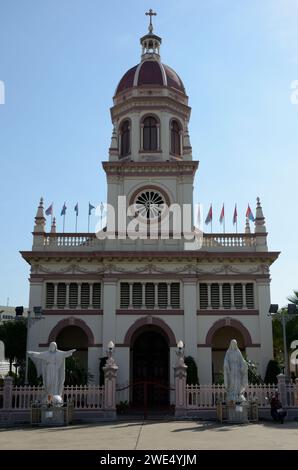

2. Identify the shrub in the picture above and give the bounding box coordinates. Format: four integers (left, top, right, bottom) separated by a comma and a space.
185, 356, 199, 385
264, 359, 281, 384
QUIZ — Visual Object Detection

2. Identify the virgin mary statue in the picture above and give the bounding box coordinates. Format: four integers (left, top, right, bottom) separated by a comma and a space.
224, 339, 248, 403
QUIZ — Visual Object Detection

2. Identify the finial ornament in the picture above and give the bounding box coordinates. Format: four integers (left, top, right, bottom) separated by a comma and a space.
145, 8, 157, 33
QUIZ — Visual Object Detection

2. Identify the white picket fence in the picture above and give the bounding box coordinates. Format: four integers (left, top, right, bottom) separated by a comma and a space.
186, 382, 298, 410
8, 385, 104, 410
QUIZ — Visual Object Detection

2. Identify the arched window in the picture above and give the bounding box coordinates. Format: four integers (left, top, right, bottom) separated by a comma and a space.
120, 120, 130, 157
143, 116, 158, 151
170, 120, 181, 155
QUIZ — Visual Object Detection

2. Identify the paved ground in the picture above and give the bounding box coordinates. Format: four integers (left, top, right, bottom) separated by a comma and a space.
0, 419, 298, 450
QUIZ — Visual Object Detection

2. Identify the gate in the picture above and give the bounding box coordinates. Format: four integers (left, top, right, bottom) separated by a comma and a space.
116, 380, 174, 419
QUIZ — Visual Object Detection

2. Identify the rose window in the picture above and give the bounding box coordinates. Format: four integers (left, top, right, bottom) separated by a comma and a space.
134, 190, 166, 220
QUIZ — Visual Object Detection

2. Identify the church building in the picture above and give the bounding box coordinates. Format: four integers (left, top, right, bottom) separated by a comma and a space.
21, 13, 279, 402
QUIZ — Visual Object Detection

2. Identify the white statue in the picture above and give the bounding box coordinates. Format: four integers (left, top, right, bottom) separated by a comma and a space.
28, 342, 76, 404
224, 339, 248, 403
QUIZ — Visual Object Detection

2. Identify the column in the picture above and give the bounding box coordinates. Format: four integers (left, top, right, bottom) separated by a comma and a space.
142, 282, 146, 309
3, 376, 13, 410
88, 283, 93, 309
154, 283, 158, 309
102, 280, 117, 354
77, 283, 81, 309
174, 352, 187, 418
140, 123, 144, 150
277, 373, 287, 407
219, 283, 223, 309
103, 352, 118, 420
256, 280, 273, 378
87, 346, 101, 384
157, 123, 161, 150
242, 283, 247, 309
183, 279, 198, 359
167, 283, 171, 309
53, 283, 58, 309
207, 283, 211, 309
128, 282, 133, 309
197, 347, 212, 384
65, 283, 70, 309
231, 283, 235, 309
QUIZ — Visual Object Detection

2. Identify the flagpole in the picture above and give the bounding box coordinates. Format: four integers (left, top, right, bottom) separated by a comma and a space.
51, 202, 53, 225
223, 203, 225, 234
63, 213, 65, 233
75, 214, 78, 233
88, 212, 90, 233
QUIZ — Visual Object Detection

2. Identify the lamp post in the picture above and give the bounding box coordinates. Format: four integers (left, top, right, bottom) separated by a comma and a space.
268, 303, 298, 382
25, 307, 44, 385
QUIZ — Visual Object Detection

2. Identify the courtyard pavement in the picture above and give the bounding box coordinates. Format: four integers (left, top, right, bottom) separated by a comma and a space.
0, 419, 298, 450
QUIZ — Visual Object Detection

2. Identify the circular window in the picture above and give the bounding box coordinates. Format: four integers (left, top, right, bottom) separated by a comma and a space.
134, 189, 166, 220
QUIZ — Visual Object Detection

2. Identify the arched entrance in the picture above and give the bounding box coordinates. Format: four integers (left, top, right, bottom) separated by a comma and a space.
211, 326, 245, 383
131, 327, 169, 407
56, 326, 88, 371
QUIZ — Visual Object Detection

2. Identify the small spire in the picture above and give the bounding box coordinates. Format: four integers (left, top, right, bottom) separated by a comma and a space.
140, 10, 162, 59
254, 196, 266, 233
110, 123, 118, 150
245, 217, 251, 234
34, 197, 46, 233
50, 216, 56, 234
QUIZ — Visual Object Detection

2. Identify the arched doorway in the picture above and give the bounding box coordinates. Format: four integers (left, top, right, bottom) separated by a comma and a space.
131, 327, 169, 407
56, 325, 88, 371
211, 326, 245, 383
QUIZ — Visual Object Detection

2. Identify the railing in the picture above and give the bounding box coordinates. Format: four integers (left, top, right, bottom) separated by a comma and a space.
43, 233, 97, 248
12, 385, 43, 409
34, 232, 257, 250
202, 233, 256, 249
4, 385, 104, 410
187, 384, 226, 409
63, 385, 104, 409
186, 383, 298, 409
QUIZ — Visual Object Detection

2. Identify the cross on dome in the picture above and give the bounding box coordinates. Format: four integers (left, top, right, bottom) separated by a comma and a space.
145, 9, 157, 34
140, 9, 161, 59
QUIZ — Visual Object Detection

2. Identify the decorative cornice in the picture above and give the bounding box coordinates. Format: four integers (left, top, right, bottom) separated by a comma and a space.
116, 309, 183, 315
102, 160, 199, 177
42, 309, 103, 315
21, 250, 280, 264
197, 309, 259, 316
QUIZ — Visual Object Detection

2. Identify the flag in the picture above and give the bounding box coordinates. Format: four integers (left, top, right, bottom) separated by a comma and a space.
233, 204, 237, 225
45, 203, 53, 216
205, 204, 212, 225
88, 203, 95, 216
219, 204, 225, 224
246, 204, 255, 222
61, 202, 67, 216
74, 203, 79, 216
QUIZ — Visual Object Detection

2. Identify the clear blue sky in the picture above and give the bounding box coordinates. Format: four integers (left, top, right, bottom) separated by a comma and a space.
0, 0, 297, 308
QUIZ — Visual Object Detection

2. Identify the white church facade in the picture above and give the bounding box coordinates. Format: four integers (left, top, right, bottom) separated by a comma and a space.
21, 15, 279, 403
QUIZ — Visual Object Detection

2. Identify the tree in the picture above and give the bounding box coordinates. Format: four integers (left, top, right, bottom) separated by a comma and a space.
64, 356, 88, 386
0, 320, 27, 373
264, 359, 281, 384
185, 356, 199, 385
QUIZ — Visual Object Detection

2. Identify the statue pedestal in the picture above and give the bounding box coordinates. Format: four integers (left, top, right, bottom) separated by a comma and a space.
41, 407, 64, 426
31, 403, 74, 427
226, 403, 248, 424
217, 402, 250, 424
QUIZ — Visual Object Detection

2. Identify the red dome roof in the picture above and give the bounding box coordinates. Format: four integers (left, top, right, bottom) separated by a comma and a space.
115, 60, 185, 95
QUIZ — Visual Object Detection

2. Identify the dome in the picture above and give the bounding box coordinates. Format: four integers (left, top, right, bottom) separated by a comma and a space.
115, 60, 186, 96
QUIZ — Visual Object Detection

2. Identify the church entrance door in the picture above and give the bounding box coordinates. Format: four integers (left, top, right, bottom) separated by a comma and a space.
131, 328, 170, 409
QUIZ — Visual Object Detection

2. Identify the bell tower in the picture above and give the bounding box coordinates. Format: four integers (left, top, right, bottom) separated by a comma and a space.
103, 11, 198, 235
